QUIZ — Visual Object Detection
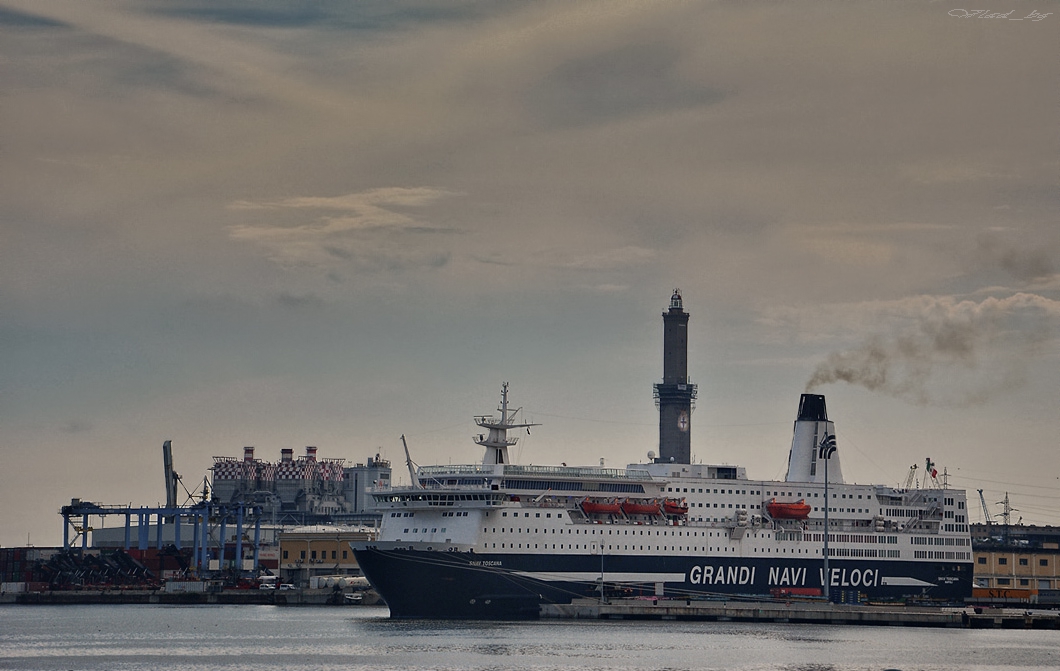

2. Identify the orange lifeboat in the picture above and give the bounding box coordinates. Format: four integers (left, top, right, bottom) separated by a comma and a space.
620, 499, 662, 516
580, 498, 622, 516
766, 498, 811, 519
662, 498, 689, 516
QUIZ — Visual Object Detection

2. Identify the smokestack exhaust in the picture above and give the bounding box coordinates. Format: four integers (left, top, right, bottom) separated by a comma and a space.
785, 394, 843, 484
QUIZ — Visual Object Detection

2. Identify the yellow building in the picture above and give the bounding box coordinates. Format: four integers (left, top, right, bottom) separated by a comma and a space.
277, 526, 376, 587
970, 542, 1055, 589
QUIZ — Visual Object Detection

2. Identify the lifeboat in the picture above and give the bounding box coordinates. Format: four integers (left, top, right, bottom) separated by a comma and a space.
580, 498, 622, 516
620, 499, 662, 516
766, 498, 811, 520
662, 498, 689, 516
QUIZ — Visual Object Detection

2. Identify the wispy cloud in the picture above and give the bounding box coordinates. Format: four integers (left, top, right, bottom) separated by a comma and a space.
229, 187, 460, 270
974, 233, 1058, 284
544, 245, 656, 271
59, 419, 93, 434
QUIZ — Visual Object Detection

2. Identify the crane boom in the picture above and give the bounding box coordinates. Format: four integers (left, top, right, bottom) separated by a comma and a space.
401, 434, 421, 489
162, 440, 179, 508
977, 489, 992, 525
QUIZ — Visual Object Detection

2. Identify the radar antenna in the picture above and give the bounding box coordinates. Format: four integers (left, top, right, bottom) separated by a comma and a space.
474, 383, 539, 466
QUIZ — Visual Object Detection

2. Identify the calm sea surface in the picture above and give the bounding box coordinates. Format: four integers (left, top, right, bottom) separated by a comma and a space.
2, 604, 1059, 671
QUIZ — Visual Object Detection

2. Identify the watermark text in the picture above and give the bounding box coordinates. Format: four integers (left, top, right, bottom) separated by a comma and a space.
948, 9, 1051, 20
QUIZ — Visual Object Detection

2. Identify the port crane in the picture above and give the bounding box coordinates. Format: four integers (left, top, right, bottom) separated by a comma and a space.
903, 463, 919, 489
977, 489, 993, 525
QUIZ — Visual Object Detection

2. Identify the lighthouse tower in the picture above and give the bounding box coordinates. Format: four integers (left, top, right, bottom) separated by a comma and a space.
654, 289, 697, 463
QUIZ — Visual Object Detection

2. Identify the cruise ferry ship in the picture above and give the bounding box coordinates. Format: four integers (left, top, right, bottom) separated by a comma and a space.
352, 295, 973, 619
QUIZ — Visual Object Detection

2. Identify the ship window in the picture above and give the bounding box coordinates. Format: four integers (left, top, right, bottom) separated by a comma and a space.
997, 578, 1011, 586
403, 529, 408, 534
1041, 559, 1049, 567
503, 512, 507, 517
1020, 558, 1029, 566
283, 550, 288, 559
536, 513, 540, 518
998, 557, 1008, 565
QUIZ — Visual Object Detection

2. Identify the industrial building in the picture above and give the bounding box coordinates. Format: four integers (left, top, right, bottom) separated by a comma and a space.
211, 447, 391, 527
970, 523, 1060, 604
276, 525, 376, 586
19, 443, 393, 591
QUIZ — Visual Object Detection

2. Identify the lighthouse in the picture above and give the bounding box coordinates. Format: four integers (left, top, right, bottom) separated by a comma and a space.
654, 289, 697, 463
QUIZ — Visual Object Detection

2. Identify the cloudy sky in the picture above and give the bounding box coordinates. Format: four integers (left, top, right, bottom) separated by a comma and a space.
1, 0, 1057, 547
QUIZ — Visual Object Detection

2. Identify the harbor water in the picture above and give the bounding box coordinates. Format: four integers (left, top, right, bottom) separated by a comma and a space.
2, 605, 1059, 671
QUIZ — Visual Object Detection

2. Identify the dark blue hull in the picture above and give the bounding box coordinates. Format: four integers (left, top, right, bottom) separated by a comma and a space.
353, 547, 973, 619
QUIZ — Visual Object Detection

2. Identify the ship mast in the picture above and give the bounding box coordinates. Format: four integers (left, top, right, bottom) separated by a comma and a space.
475, 382, 539, 465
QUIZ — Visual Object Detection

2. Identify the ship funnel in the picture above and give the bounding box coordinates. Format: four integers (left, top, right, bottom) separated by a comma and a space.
306, 446, 318, 461
281, 448, 293, 462
243, 446, 255, 462
785, 393, 844, 484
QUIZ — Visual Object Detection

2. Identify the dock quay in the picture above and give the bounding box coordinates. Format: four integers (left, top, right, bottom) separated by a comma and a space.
540, 598, 1060, 629
0, 588, 381, 607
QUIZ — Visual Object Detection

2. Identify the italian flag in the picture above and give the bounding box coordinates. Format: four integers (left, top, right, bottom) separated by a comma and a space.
926, 458, 938, 479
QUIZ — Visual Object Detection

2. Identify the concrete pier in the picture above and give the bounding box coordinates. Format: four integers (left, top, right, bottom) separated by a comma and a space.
540, 598, 1060, 629
1, 588, 382, 607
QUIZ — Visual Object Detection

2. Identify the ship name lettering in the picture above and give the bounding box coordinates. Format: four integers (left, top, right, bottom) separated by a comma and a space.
819, 567, 877, 587
469, 560, 502, 567
688, 565, 755, 585
767, 566, 807, 586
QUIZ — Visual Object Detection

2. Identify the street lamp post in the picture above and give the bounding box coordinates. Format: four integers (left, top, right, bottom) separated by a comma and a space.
819, 434, 837, 602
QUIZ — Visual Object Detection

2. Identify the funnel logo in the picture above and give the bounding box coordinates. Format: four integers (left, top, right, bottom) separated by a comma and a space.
678, 411, 689, 432
818, 434, 837, 459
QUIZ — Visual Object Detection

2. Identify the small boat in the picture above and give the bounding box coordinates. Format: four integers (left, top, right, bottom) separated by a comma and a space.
662, 498, 688, 516
580, 498, 622, 515
766, 498, 811, 519
620, 499, 662, 516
